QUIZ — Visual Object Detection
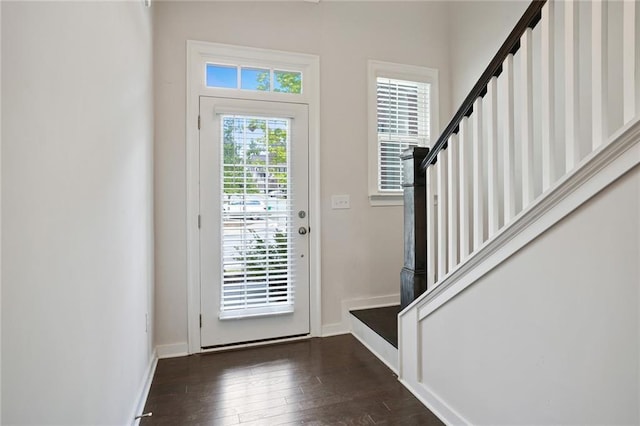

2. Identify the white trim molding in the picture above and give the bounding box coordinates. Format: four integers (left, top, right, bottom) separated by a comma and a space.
156, 342, 189, 360
321, 322, 348, 337
398, 378, 469, 425
321, 294, 400, 336
344, 294, 400, 334
186, 41, 321, 354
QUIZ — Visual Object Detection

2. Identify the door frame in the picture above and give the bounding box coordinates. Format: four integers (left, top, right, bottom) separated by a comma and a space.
199, 97, 310, 347
186, 40, 321, 354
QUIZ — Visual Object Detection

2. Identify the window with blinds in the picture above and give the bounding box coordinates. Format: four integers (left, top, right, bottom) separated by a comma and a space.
376, 77, 430, 192
219, 115, 295, 319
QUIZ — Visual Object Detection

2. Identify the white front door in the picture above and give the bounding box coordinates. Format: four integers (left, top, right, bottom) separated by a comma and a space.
199, 96, 310, 348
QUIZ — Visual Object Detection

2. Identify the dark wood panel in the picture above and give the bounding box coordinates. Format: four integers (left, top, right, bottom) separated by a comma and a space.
141, 335, 442, 425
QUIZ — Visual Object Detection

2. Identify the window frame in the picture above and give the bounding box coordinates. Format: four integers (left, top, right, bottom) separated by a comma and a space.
189, 42, 312, 104
367, 60, 439, 206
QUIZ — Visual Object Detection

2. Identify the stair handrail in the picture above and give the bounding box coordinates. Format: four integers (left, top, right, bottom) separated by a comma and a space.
420, 0, 547, 171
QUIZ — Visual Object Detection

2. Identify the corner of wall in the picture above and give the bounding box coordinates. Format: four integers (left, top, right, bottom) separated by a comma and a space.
0, 0, 3, 421
156, 343, 189, 359
320, 294, 401, 337
131, 349, 158, 426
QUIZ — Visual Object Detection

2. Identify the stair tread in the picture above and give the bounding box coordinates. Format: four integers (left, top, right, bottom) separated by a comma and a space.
350, 305, 401, 349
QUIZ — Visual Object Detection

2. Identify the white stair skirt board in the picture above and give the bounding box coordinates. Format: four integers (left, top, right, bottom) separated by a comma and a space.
397, 379, 468, 426
350, 313, 399, 375
398, 309, 468, 425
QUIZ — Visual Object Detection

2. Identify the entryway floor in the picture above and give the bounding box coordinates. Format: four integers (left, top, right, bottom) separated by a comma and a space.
141, 334, 442, 425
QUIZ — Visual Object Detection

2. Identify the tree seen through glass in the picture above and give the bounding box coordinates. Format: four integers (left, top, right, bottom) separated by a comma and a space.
222, 117, 288, 195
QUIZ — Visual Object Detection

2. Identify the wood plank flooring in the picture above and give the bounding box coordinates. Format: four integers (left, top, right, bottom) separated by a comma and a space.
141, 334, 442, 425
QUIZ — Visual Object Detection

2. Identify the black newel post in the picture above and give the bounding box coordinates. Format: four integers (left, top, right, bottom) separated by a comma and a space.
400, 147, 429, 310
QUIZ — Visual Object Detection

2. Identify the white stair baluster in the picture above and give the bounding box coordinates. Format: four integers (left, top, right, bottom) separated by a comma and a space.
502, 54, 516, 223
487, 77, 499, 237
565, 0, 580, 171
520, 28, 535, 208
541, 0, 556, 190
447, 135, 459, 271
437, 150, 448, 280
472, 98, 484, 251
592, 0, 608, 149
623, 0, 638, 124
458, 118, 471, 261
426, 164, 437, 287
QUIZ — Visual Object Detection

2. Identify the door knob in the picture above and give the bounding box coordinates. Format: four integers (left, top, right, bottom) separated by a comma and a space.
298, 227, 308, 235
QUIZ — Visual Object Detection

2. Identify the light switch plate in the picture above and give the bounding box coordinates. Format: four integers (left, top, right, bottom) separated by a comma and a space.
331, 194, 350, 209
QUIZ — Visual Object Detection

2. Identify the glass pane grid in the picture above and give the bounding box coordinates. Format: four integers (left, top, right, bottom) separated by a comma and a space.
206, 63, 302, 94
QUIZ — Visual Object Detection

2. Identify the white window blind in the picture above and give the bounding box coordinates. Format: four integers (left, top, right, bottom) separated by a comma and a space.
219, 115, 295, 319
376, 77, 430, 191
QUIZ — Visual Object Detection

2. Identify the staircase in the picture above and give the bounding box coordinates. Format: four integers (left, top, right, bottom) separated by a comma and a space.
357, 0, 640, 424
350, 305, 400, 373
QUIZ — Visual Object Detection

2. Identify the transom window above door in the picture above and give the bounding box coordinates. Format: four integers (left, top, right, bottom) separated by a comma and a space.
206, 63, 303, 94
189, 41, 317, 105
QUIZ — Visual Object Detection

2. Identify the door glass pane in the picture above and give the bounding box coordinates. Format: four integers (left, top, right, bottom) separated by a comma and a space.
220, 115, 293, 318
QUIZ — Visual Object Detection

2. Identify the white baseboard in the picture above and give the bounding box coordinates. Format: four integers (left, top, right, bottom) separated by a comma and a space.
342, 294, 400, 314
350, 315, 398, 374
156, 342, 189, 359
321, 322, 348, 337
131, 349, 158, 426
399, 378, 469, 425
319, 294, 401, 337
342, 294, 400, 330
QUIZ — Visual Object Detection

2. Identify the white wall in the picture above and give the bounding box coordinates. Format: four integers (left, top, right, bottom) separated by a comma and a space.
2, 2, 155, 424
420, 167, 640, 424
0, 1, 2, 423
447, 1, 528, 110
153, 1, 452, 348
0, 2, 3, 420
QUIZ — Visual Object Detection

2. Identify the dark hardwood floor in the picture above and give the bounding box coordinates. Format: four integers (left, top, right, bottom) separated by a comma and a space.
141, 334, 442, 425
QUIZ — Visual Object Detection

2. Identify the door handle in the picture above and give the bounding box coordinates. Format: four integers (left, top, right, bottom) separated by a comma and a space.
298, 227, 308, 235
